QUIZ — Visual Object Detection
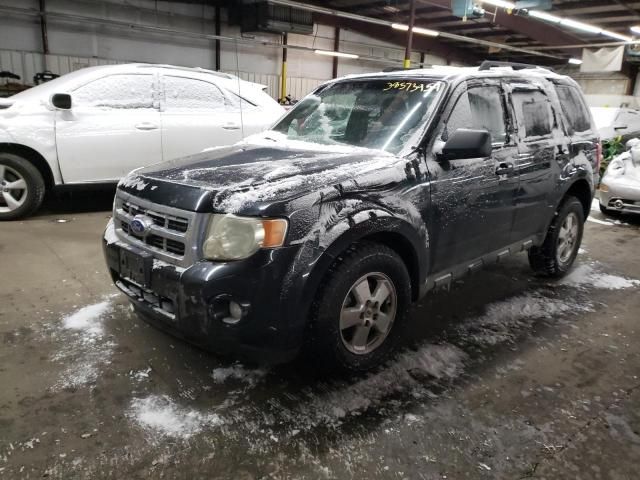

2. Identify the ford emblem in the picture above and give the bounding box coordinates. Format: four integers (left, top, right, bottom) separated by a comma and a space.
130, 214, 153, 235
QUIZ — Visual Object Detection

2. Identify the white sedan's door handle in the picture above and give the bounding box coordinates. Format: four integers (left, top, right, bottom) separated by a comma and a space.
222, 123, 241, 130
135, 122, 159, 131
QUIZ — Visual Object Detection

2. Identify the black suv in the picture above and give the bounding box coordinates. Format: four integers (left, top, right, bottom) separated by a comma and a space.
103, 62, 600, 372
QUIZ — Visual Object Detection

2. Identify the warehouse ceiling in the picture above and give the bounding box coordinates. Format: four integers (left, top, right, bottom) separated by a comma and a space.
300, 0, 640, 65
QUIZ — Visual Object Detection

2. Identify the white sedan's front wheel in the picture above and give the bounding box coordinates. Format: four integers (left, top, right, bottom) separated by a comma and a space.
0, 154, 46, 221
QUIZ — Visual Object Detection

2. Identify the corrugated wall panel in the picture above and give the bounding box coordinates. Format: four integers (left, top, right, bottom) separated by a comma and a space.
2, 49, 325, 100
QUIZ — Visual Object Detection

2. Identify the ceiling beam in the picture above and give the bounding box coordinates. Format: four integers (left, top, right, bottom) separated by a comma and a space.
312, 12, 480, 64
417, 0, 583, 55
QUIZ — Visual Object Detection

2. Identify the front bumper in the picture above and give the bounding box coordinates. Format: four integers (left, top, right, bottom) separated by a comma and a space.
103, 220, 303, 363
599, 181, 640, 214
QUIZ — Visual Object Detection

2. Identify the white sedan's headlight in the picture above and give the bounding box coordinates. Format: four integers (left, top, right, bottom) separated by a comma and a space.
203, 214, 288, 261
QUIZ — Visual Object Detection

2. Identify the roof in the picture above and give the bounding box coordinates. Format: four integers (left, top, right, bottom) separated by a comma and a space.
298, 0, 639, 67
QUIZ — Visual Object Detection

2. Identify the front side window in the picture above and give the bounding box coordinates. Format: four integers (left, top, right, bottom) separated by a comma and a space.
272, 79, 443, 154
163, 76, 226, 111
446, 85, 507, 144
512, 90, 553, 138
73, 74, 154, 109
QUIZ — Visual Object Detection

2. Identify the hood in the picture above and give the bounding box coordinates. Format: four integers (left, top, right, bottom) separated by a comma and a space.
119, 139, 403, 214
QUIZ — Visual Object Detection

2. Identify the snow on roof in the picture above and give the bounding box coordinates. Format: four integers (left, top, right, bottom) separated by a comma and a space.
339, 64, 565, 83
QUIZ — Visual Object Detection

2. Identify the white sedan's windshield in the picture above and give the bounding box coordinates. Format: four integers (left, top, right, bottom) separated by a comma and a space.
273, 79, 443, 154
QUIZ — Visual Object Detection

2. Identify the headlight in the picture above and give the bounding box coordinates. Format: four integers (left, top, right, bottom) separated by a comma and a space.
203, 214, 288, 261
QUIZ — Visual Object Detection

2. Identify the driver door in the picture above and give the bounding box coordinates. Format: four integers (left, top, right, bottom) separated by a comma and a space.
426, 80, 519, 274
55, 73, 162, 183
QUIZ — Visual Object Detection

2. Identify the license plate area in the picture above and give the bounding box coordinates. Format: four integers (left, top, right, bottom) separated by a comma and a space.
119, 248, 153, 287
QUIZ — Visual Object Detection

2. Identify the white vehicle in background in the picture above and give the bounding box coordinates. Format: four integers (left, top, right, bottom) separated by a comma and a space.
0, 63, 285, 220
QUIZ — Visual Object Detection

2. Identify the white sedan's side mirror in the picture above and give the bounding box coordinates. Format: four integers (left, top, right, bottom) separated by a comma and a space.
51, 93, 72, 110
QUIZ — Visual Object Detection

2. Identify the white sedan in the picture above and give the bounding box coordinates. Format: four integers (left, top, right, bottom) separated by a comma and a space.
0, 63, 285, 220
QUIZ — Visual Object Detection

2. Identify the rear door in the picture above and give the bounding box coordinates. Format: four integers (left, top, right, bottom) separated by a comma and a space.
554, 83, 599, 183
427, 79, 518, 273
56, 73, 162, 183
160, 75, 243, 160
507, 83, 561, 241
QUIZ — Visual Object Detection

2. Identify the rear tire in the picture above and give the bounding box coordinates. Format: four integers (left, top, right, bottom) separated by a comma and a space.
0, 153, 46, 220
528, 196, 584, 278
307, 242, 411, 374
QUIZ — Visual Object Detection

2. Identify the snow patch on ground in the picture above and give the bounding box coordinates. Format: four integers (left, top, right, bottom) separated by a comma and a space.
128, 395, 224, 440
559, 263, 640, 290
50, 298, 117, 391
456, 292, 588, 347
62, 301, 111, 336
211, 364, 268, 386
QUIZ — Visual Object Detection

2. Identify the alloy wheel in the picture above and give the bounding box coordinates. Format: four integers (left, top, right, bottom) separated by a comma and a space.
557, 211, 579, 264
0, 164, 28, 213
339, 272, 397, 355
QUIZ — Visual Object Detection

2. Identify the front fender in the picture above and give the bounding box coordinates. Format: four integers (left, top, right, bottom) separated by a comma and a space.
279, 196, 429, 343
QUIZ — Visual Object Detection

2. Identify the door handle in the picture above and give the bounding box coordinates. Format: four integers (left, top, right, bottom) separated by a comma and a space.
135, 122, 159, 131
496, 162, 515, 175
222, 123, 241, 130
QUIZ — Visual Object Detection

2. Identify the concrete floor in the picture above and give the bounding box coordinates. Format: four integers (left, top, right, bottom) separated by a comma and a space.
1, 189, 640, 479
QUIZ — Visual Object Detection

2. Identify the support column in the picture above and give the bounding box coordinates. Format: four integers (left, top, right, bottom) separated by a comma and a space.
39, 0, 49, 54
332, 27, 340, 78
280, 32, 288, 103
403, 0, 415, 69
215, 3, 221, 71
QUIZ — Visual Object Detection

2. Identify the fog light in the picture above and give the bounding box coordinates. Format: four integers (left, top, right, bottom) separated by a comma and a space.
229, 301, 243, 320
614, 199, 624, 209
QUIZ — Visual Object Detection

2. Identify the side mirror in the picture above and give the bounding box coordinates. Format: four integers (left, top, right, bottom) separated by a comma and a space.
439, 128, 492, 161
51, 93, 72, 110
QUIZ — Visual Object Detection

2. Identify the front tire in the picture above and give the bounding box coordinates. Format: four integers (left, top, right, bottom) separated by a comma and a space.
307, 242, 411, 373
0, 153, 46, 220
528, 196, 585, 278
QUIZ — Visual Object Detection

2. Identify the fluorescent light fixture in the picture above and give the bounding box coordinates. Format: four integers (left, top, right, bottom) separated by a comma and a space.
314, 49, 359, 59
529, 9, 632, 44
568, 58, 583, 65
391, 23, 439, 37
560, 18, 603, 35
601, 30, 633, 42
480, 0, 516, 8
528, 10, 561, 23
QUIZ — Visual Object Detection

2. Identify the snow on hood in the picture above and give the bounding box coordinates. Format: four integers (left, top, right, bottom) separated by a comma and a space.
130, 136, 404, 214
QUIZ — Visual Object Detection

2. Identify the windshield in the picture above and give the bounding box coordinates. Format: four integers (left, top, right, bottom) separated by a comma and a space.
272, 79, 443, 154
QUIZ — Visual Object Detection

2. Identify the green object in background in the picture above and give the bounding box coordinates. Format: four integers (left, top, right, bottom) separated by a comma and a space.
601, 135, 624, 177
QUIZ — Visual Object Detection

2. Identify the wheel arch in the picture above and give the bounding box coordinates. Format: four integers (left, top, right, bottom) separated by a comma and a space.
0, 143, 55, 190
292, 217, 427, 318
564, 178, 593, 219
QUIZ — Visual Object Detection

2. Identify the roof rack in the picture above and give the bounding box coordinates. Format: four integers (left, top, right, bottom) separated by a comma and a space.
478, 60, 556, 73
381, 66, 425, 72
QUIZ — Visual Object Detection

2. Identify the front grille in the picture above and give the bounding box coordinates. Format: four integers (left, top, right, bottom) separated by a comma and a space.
122, 201, 189, 233
120, 222, 186, 256
113, 191, 205, 268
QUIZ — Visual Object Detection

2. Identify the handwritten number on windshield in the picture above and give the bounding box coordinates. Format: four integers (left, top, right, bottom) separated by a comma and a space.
383, 82, 426, 92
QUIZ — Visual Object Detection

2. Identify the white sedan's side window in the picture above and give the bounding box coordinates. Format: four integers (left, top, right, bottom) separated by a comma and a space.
73, 74, 155, 109
163, 76, 226, 111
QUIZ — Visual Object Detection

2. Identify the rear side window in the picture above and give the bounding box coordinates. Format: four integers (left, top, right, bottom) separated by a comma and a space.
446, 85, 507, 144
512, 90, 553, 138
163, 76, 226, 111
555, 85, 592, 133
